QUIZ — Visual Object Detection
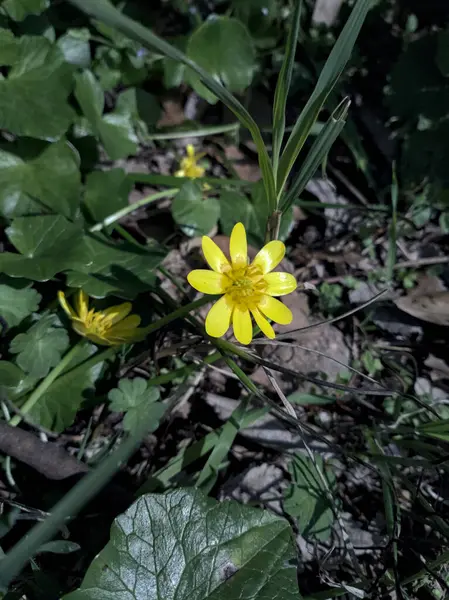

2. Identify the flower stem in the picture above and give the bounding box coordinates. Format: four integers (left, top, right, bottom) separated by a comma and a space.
9, 341, 86, 428
89, 188, 179, 233
265, 210, 282, 243
141, 295, 214, 336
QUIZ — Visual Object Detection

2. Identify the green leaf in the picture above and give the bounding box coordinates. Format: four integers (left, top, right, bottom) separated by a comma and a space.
74, 70, 138, 159
172, 181, 220, 236
0, 33, 74, 138
186, 17, 256, 105
108, 378, 164, 435
27, 343, 104, 432
83, 168, 131, 224
2, 0, 49, 21
6, 214, 83, 257
9, 315, 70, 379
0, 284, 41, 328
277, 0, 372, 196
0, 139, 81, 219
287, 391, 336, 406
57, 28, 91, 67
0, 361, 31, 401
115, 88, 161, 135
64, 488, 301, 600
284, 454, 335, 541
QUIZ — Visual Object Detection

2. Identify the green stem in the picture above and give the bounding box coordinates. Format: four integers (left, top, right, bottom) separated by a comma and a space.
126, 173, 251, 188
141, 295, 214, 336
9, 341, 86, 428
144, 122, 240, 140
88, 188, 179, 233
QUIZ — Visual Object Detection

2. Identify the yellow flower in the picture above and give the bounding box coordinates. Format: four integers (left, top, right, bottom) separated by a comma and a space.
187, 222, 297, 345
175, 144, 206, 179
58, 290, 145, 346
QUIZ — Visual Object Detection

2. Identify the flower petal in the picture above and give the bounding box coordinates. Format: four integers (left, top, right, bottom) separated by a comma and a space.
230, 222, 247, 268
186, 144, 195, 158
233, 305, 253, 345
187, 270, 227, 294
202, 236, 230, 273
101, 302, 132, 325
251, 307, 275, 339
252, 241, 285, 274
74, 290, 89, 320
264, 272, 297, 296
109, 315, 141, 333
58, 291, 77, 319
258, 295, 292, 325
205, 295, 233, 338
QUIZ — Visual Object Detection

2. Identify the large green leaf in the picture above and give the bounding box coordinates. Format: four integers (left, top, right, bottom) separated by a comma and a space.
74, 69, 138, 159
172, 181, 220, 236
9, 315, 70, 379
115, 88, 161, 137
2, 0, 49, 21
83, 168, 131, 224
186, 17, 256, 104
0, 284, 41, 328
0, 139, 81, 219
283, 454, 335, 542
0, 32, 74, 138
28, 343, 104, 432
64, 488, 301, 600
6, 214, 83, 257
108, 378, 164, 435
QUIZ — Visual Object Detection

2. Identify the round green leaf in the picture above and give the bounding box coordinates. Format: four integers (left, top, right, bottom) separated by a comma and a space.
64, 488, 301, 600
2, 0, 49, 22
57, 28, 91, 67
83, 168, 131, 224
0, 284, 41, 328
186, 17, 256, 104
172, 181, 220, 236
108, 378, 164, 435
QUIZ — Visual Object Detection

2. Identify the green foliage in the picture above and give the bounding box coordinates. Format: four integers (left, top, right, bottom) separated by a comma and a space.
108, 378, 164, 434
64, 488, 301, 600
186, 17, 256, 104
83, 169, 131, 224
172, 181, 220, 236
284, 453, 335, 541
0, 361, 30, 400
9, 315, 69, 379
0, 284, 41, 328
2, 0, 49, 21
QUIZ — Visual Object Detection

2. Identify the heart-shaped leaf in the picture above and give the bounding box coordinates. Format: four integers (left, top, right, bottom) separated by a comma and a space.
0, 284, 41, 328
172, 181, 220, 236
9, 315, 69, 379
0, 32, 74, 138
64, 488, 301, 600
0, 139, 81, 219
186, 17, 256, 104
108, 378, 164, 435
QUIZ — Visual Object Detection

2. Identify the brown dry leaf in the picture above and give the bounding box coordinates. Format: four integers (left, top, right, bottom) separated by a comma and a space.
157, 98, 185, 127
224, 145, 261, 182
395, 291, 449, 326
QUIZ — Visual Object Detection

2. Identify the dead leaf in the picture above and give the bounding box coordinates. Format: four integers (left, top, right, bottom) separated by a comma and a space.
395, 291, 449, 326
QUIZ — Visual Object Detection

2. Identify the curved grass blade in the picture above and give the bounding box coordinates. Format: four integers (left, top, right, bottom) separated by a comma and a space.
276, 0, 373, 198
67, 0, 276, 211
280, 97, 350, 211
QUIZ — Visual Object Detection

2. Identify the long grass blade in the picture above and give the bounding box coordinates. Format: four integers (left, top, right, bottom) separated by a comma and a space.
272, 0, 302, 177
280, 97, 350, 211
276, 0, 373, 198
67, 0, 276, 210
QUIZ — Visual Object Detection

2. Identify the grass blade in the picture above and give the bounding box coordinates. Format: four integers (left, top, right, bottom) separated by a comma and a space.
272, 0, 302, 176
386, 163, 398, 283
280, 97, 350, 211
67, 0, 276, 211
276, 0, 373, 198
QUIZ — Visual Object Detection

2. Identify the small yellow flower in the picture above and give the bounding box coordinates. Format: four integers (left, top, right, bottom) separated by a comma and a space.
187, 223, 297, 345
58, 290, 145, 346
175, 144, 206, 179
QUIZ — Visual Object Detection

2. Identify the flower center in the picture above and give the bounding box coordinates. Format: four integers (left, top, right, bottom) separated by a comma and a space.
225, 265, 267, 307
84, 310, 113, 337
